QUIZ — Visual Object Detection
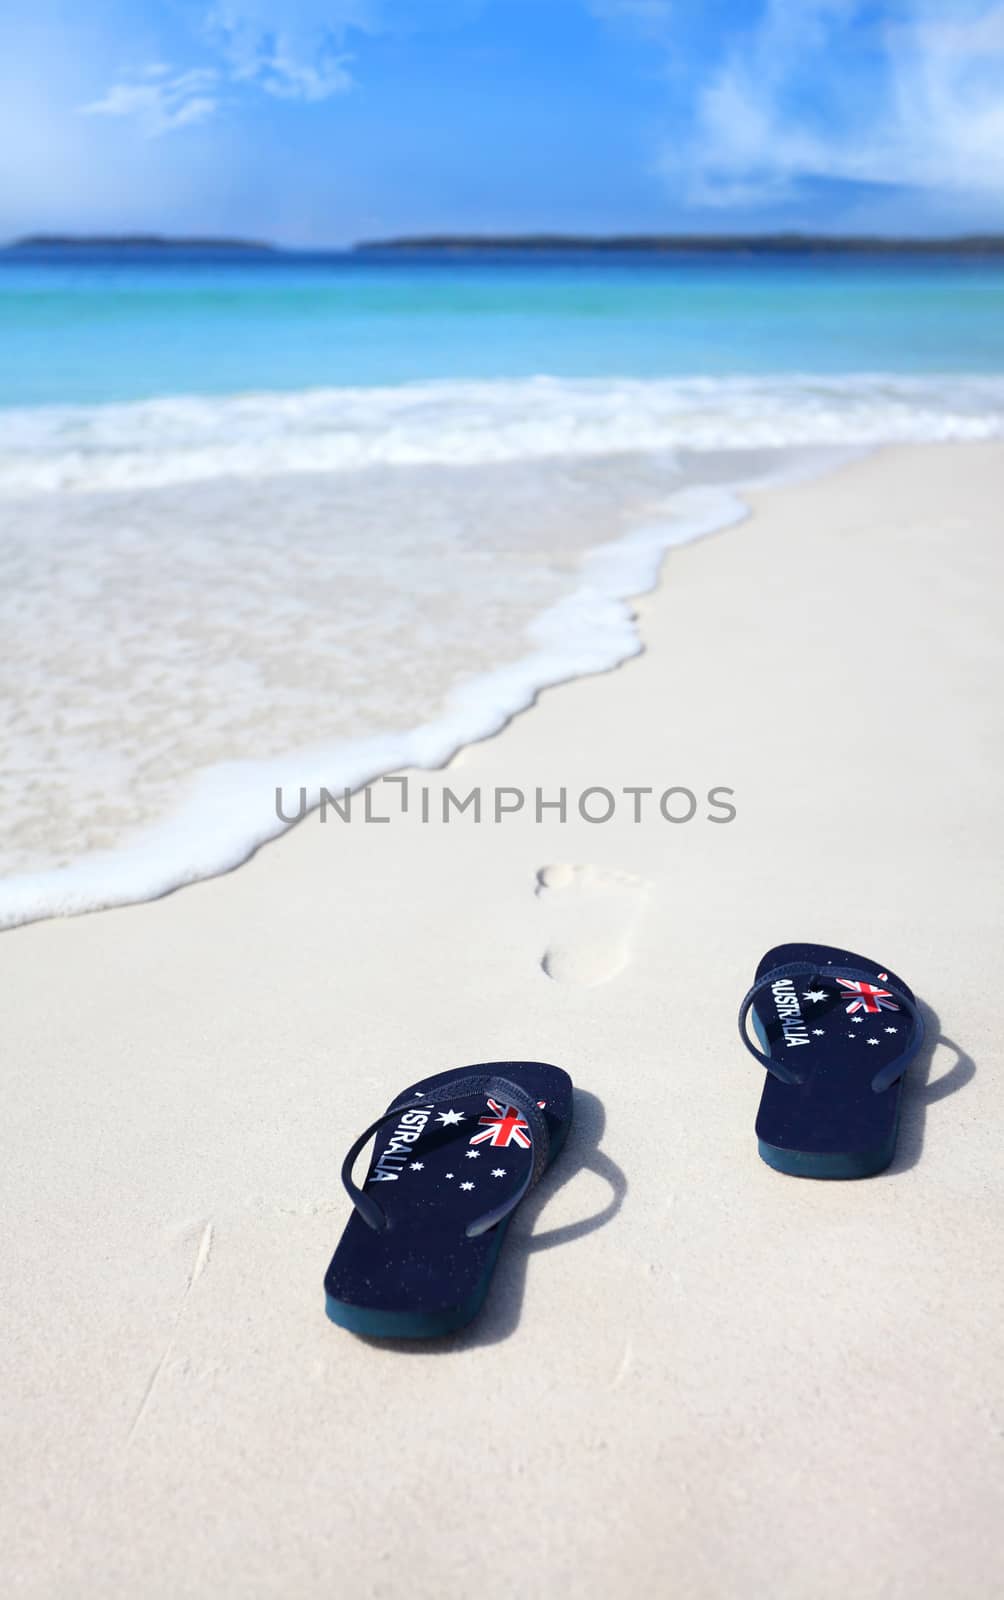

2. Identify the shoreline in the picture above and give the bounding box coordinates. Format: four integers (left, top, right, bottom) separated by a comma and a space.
0, 429, 987, 929
3, 441, 1003, 1596
0, 475, 751, 929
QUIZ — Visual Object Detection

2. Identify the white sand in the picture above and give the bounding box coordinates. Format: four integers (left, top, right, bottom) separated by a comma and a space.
3, 443, 1002, 1597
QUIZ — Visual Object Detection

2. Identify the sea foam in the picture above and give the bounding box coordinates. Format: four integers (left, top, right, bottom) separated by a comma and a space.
0, 479, 746, 928
2, 369, 1003, 928
2, 373, 1004, 494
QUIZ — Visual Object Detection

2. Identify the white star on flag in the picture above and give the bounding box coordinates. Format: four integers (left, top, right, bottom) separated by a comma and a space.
884, 1026, 898, 1034
803, 990, 829, 1003
445, 1172, 454, 1179
409, 1162, 424, 1171
866, 1038, 880, 1045
460, 1181, 475, 1191
436, 1109, 465, 1126
465, 1150, 479, 1159
853, 1016, 864, 1024
812, 1028, 825, 1036
491, 1168, 506, 1178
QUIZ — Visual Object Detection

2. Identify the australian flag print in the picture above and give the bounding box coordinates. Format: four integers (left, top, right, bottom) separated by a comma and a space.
364, 1090, 542, 1217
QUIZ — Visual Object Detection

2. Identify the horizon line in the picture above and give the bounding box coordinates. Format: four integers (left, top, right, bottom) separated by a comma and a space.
7, 229, 1004, 256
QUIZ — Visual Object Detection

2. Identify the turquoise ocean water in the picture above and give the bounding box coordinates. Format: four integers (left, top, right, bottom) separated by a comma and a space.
3, 248, 1004, 405
2, 247, 1003, 926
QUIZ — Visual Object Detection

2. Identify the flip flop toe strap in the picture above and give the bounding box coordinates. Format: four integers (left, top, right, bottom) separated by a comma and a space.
738, 961, 925, 1092
341, 1073, 551, 1238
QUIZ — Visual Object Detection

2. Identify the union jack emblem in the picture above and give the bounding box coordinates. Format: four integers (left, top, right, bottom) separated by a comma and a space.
836, 978, 900, 1016
470, 1099, 532, 1150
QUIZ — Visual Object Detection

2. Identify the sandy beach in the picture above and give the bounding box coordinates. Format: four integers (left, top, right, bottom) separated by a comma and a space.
3, 441, 1002, 1597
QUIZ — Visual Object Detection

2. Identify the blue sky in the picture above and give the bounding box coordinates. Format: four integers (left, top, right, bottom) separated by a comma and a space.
2, 0, 1003, 244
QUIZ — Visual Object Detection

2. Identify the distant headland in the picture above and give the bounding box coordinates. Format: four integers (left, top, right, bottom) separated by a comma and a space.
7, 232, 1004, 258
353, 232, 1004, 256
6, 234, 277, 253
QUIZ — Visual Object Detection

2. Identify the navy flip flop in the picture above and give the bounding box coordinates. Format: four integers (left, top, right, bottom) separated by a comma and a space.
324, 1060, 573, 1337
738, 941, 925, 1178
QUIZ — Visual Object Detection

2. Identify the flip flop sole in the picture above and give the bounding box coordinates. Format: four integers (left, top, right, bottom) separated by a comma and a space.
748, 941, 918, 1179
755, 1141, 899, 1179
325, 1063, 573, 1337
325, 1222, 509, 1338
325, 1116, 573, 1339
751, 1008, 902, 1178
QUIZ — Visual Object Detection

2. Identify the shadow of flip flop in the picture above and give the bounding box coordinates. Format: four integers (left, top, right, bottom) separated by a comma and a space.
887, 1000, 976, 1174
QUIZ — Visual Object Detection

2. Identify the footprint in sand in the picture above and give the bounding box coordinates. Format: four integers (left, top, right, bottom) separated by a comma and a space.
536, 863, 648, 986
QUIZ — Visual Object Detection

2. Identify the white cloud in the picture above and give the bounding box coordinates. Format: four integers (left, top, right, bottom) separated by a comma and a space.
76, 0, 482, 136
657, 0, 1004, 211
205, 0, 383, 101
249, 52, 353, 101
205, 0, 482, 101
78, 2, 378, 137
81, 68, 220, 137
